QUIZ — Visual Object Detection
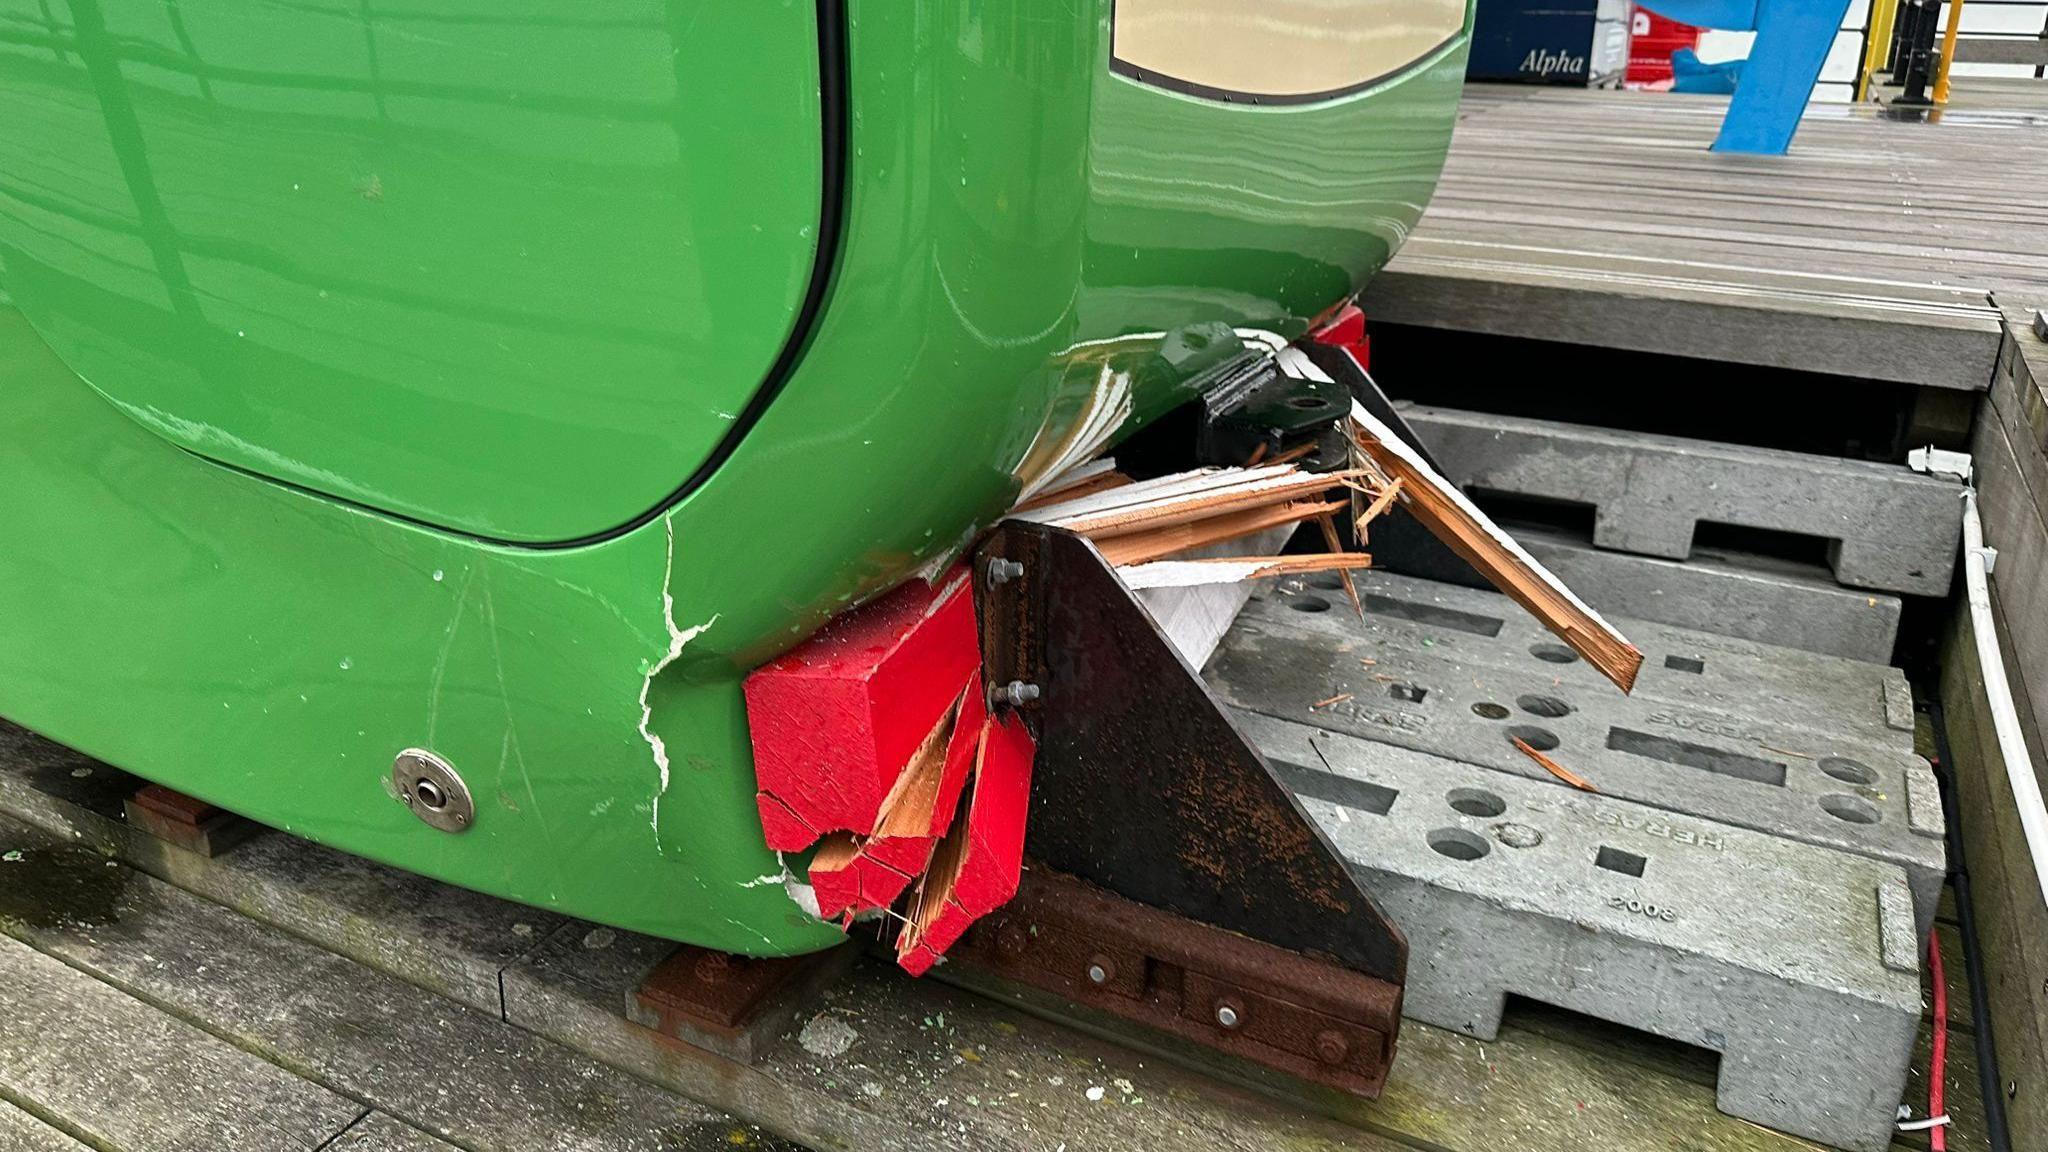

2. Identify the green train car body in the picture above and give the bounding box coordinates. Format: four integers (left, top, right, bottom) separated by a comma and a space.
0, 2, 1471, 953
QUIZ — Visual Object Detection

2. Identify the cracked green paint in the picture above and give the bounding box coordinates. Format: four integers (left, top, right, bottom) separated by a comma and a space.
0, 3, 1470, 953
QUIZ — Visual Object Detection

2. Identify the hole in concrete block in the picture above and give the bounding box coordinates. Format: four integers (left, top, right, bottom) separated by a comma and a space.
1290, 595, 1332, 614
1819, 757, 1878, 785
1269, 758, 1398, 816
1389, 682, 1428, 703
1664, 654, 1706, 675
1530, 642, 1580, 664
1517, 694, 1573, 718
1595, 846, 1647, 877
1306, 574, 1346, 591
1500, 997, 1723, 1080
1694, 520, 1833, 567
1819, 793, 1881, 824
1428, 827, 1491, 861
1472, 702, 1510, 720
1466, 489, 1598, 538
1605, 727, 1787, 786
1361, 594, 1505, 637
1447, 787, 1506, 818
1506, 725, 1560, 752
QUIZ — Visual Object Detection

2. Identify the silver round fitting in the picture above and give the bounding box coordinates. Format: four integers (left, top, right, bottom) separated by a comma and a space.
990, 679, 1041, 709
1087, 963, 1108, 985
392, 748, 474, 833
1214, 1003, 1241, 1029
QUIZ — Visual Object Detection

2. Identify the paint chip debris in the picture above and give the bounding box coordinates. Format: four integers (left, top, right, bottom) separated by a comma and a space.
798, 1012, 859, 1059
1085, 1086, 1105, 1102
581, 927, 616, 950
1, 850, 21, 862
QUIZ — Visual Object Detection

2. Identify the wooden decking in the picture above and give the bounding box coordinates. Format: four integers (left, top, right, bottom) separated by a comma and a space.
0, 719, 1988, 1152
1362, 84, 2048, 391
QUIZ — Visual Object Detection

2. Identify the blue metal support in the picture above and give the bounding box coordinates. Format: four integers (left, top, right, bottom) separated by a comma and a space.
1641, 0, 1855, 154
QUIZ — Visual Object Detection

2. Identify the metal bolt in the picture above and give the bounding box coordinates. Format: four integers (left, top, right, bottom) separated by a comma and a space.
1085, 954, 1116, 986
1314, 1030, 1350, 1066
1214, 1002, 1241, 1029
392, 748, 473, 834
986, 557, 1024, 585
990, 680, 1041, 708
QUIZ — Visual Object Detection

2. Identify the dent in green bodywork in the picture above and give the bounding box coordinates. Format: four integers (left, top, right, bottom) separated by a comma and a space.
0, 2, 1470, 955
0, 0, 822, 542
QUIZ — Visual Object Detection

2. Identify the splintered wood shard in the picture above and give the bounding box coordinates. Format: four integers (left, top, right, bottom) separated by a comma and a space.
896, 709, 1035, 976
802, 673, 993, 921
1346, 401, 1643, 693
803, 832, 870, 922
1012, 456, 1399, 594
1513, 736, 1599, 793
1092, 498, 1347, 567
1116, 552, 1375, 591
1054, 469, 1368, 539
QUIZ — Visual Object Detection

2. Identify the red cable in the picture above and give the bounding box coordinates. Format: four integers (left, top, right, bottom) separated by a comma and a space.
1929, 926, 1949, 1152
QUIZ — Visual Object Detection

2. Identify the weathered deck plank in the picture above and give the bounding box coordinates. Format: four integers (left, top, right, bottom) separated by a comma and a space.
0, 817, 732, 1152
0, 1101, 95, 1152
1364, 86, 2048, 391
0, 718, 556, 1016
323, 1113, 464, 1152
0, 934, 364, 1152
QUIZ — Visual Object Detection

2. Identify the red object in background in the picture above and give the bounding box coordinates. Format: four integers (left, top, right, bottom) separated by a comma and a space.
1309, 301, 1370, 373
745, 569, 979, 851
1626, 5, 1702, 85
1928, 927, 1949, 1151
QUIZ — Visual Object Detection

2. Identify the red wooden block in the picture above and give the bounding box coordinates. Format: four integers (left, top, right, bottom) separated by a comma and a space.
810, 849, 915, 920
746, 569, 979, 850
805, 675, 989, 919
927, 676, 985, 841
804, 833, 866, 922
897, 709, 1035, 976
826, 679, 989, 915
754, 791, 817, 852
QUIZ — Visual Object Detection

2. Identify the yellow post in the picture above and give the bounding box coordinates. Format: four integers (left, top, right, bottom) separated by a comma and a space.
1858, 0, 1902, 102
1934, 0, 1967, 103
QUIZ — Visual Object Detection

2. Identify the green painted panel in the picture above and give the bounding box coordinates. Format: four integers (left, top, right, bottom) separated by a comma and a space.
0, 3, 1469, 953
0, 0, 821, 541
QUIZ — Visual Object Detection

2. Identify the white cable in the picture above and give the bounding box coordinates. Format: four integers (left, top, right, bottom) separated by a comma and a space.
1961, 486, 2048, 911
